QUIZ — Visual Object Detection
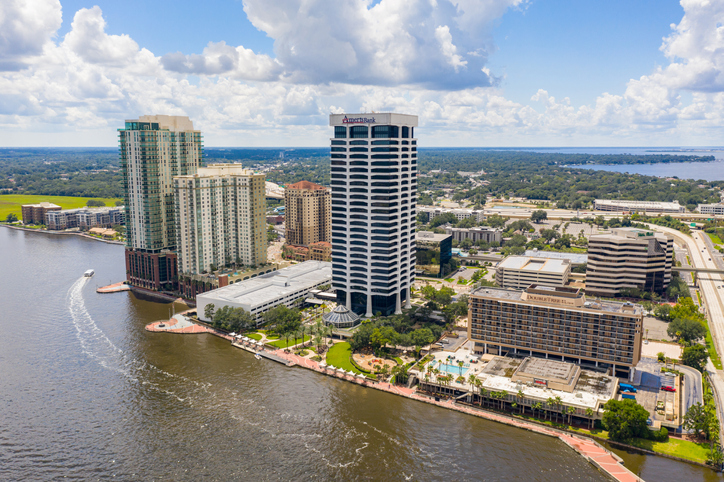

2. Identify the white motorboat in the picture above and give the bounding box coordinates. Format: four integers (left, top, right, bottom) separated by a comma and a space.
84, 269, 95, 277
254, 353, 262, 360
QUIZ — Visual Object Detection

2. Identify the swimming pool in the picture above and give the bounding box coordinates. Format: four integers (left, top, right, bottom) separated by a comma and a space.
437, 362, 469, 376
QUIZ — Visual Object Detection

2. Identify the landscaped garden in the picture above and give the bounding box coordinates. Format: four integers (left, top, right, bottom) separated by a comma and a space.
326, 342, 363, 374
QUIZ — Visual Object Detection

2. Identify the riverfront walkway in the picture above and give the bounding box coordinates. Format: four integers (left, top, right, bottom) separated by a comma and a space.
270, 349, 638, 482
144, 319, 639, 482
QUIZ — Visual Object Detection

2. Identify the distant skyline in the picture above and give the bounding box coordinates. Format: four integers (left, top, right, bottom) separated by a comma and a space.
1, 0, 723, 147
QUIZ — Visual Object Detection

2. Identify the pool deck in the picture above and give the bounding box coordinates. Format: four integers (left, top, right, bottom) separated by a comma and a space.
145, 317, 639, 481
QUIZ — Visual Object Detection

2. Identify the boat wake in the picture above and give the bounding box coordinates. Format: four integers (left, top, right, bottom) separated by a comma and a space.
66, 277, 210, 402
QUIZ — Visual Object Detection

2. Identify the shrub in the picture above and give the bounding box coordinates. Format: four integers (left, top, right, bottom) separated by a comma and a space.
646, 427, 669, 442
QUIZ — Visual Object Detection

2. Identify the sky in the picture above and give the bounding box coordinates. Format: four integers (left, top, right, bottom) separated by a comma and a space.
1, 0, 723, 147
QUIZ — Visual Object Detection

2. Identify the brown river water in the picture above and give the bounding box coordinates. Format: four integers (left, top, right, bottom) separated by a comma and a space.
0, 227, 720, 481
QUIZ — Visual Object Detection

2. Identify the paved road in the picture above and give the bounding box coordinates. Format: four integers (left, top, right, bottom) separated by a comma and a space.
678, 364, 704, 413
647, 224, 724, 438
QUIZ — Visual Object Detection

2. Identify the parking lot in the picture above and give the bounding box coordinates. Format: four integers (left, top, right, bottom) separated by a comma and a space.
634, 358, 680, 428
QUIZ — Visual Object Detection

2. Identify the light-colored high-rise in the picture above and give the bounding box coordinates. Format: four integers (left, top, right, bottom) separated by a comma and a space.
329, 113, 418, 317
174, 164, 267, 275
119, 115, 202, 290
284, 181, 331, 246
586, 227, 673, 297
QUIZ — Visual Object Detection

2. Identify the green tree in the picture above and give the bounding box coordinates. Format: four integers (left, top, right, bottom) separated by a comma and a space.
5, 213, 18, 223
682, 344, 708, 372
602, 399, 650, 442
683, 402, 713, 439
486, 214, 508, 229
86, 199, 106, 207
657, 352, 666, 363
531, 210, 548, 223
204, 303, 215, 321
667, 316, 706, 343
654, 304, 672, 321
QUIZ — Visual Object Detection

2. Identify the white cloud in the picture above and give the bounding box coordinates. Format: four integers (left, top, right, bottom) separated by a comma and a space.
2, 0, 724, 147
0, 0, 61, 70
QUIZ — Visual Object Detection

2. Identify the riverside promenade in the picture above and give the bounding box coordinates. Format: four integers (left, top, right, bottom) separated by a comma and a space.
271, 350, 639, 482
144, 316, 639, 482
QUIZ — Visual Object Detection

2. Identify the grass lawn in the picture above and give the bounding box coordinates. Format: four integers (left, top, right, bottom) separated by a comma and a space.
325, 342, 363, 374
702, 317, 723, 369
0, 194, 123, 221
444, 278, 454, 283
268, 335, 310, 349
627, 437, 710, 464
707, 232, 724, 246
246, 332, 262, 341
258, 329, 280, 340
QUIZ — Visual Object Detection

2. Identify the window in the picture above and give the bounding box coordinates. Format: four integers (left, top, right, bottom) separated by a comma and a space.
372, 125, 399, 138
335, 126, 347, 138
350, 126, 368, 138
402, 126, 409, 138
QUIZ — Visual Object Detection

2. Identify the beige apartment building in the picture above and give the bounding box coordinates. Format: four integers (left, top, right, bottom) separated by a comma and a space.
284, 180, 331, 246
586, 228, 673, 297
174, 164, 267, 275
469, 285, 643, 377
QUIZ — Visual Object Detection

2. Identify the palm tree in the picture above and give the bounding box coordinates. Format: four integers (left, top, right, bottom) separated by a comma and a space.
546, 397, 556, 421
499, 391, 508, 411
517, 390, 525, 414
284, 330, 291, 352
585, 408, 595, 430
554, 396, 563, 423
533, 402, 543, 420
475, 380, 484, 407
479, 386, 487, 408
566, 406, 576, 426
300, 324, 306, 347
457, 360, 464, 377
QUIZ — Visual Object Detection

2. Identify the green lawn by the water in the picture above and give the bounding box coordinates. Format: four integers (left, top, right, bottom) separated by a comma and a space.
325, 342, 363, 374
0, 195, 123, 221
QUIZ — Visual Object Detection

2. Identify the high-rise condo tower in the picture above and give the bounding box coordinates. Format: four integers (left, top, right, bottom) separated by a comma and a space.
119, 115, 202, 291
329, 113, 418, 316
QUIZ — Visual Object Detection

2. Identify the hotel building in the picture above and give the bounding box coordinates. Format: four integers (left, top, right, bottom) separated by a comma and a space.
469, 285, 643, 377
119, 115, 202, 291
174, 164, 267, 275
284, 180, 331, 246
329, 113, 417, 316
586, 228, 673, 297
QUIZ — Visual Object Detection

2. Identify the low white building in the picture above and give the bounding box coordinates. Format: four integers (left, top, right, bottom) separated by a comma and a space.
196, 261, 332, 324
697, 203, 724, 216
418, 206, 486, 223
593, 199, 686, 214
496, 255, 571, 289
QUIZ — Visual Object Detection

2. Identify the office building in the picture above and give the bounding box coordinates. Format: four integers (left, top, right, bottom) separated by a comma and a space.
418, 206, 486, 223
119, 115, 202, 291
697, 203, 724, 216
496, 255, 571, 290
21, 202, 60, 225
444, 226, 502, 245
284, 180, 331, 246
593, 199, 685, 213
415, 231, 453, 278
196, 261, 332, 324
174, 164, 266, 276
46, 206, 125, 231
469, 285, 643, 377
329, 113, 417, 316
586, 228, 673, 297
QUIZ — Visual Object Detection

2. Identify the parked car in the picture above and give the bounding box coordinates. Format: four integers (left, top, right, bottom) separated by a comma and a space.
646, 418, 653, 426
661, 386, 676, 392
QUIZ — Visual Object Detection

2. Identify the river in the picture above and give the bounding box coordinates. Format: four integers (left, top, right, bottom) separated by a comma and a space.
515, 146, 724, 181
0, 227, 719, 481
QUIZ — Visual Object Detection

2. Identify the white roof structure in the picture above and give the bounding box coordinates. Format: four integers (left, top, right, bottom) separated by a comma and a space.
196, 261, 332, 321
594, 199, 685, 213
524, 249, 588, 264
497, 256, 570, 274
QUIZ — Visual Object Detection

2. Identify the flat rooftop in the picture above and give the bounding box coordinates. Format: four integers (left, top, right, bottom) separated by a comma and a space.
525, 250, 588, 264
478, 357, 616, 409
471, 286, 644, 314
199, 261, 332, 309
416, 231, 451, 243
516, 357, 576, 381
498, 256, 570, 274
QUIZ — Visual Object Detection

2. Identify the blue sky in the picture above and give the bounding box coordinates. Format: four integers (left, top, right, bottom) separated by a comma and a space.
1, 0, 723, 147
